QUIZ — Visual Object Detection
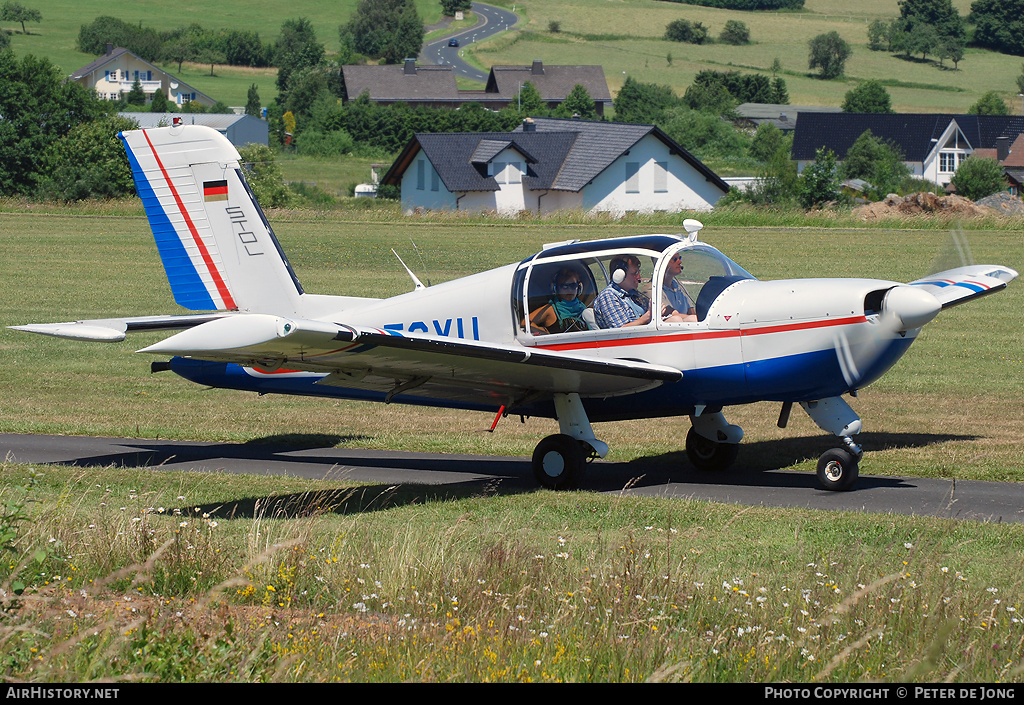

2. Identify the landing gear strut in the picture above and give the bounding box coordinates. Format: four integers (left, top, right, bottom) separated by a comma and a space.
531, 393, 607, 490
685, 410, 743, 472
801, 397, 864, 492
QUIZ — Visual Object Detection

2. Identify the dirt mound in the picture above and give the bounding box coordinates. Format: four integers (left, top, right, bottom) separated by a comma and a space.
852, 192, 998, 221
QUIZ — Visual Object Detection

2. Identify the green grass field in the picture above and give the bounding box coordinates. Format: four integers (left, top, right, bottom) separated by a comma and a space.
4, 0, 1023, 112
2, 207, 1024, 682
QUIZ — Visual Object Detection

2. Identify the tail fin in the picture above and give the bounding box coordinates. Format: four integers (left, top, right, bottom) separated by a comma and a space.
120, 125, 304, 315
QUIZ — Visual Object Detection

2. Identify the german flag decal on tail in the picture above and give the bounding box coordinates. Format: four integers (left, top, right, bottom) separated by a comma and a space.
204, 180, 228, 201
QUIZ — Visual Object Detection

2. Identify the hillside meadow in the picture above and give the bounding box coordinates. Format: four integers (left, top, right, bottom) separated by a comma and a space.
4, 0, 1023, 112
2, 206, 1024, 682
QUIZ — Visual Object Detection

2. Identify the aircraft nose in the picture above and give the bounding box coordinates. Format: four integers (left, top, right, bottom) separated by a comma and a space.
882, 285, 941, 331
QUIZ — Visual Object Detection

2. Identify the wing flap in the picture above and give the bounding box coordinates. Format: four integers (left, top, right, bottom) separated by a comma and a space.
909, 265, 1019, 309
137, 314, 682, 400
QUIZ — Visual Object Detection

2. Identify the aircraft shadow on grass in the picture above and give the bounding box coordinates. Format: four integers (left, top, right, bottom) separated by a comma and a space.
41, 430, 973, 519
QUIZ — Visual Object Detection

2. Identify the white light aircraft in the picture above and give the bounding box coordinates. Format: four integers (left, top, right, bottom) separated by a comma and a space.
11, 126, 1018, 491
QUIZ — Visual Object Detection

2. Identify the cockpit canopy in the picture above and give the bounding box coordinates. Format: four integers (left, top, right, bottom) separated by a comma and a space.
512, 234, 755, 337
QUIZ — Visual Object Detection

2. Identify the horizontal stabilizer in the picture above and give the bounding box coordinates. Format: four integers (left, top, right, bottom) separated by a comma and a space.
909, 265, 1018, 309
8, 314, 229, 343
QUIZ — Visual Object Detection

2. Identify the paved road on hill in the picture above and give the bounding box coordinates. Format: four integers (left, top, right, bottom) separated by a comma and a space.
422, 3, 519, 82
4, 432, 1023, 523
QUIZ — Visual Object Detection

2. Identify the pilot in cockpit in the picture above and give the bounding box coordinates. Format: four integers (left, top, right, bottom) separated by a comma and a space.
594, 256, 653, 328
661, 252, 698, 323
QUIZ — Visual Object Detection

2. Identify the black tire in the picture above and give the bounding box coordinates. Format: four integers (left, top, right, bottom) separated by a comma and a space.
685, 427, 740, 472
532, 434, 586, 490
816, 448, 860, 491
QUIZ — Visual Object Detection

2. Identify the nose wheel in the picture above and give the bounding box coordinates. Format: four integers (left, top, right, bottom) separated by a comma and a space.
816, 445, 860, 492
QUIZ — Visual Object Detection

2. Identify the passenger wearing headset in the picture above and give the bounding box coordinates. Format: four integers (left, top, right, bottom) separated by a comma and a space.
529, 268, 591, 335
662, 252, 698, 323
594, 255, 652, 329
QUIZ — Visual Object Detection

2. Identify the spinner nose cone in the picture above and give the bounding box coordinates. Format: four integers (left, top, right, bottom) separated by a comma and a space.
883, 285, 941, 331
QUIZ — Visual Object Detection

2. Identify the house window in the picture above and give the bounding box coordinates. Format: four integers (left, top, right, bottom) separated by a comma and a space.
416, 159, 425, 190
625, 162, 640, 193
653, 161, 668, 193
939, 152, 965, 173
431, 170, 439, 192
508, 161, 522, 185
492, 161, 506, 184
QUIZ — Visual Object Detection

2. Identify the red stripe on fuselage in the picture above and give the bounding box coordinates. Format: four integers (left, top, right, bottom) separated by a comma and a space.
535, 315, 867, 352
141, 130, 237, 311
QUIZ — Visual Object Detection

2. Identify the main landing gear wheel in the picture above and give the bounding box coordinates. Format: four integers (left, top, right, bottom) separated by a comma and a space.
816, 447, 860, 492
532, 434, 588, 490
685, 427, 740, 472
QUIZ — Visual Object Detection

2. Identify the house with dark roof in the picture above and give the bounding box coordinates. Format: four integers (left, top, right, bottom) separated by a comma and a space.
119, 113, 268, 146
792, 112, 1024, 189
71, 45, 215, 108
341, 60, 612, 114
380, 117, 729, 216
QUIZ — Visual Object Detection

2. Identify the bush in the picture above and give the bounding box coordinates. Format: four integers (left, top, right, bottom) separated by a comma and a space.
950, 156, 1006, 200
799, 147, 842, 209
38, 116, 138, 201
664, 19, 708, 44
719, 20, 750, 45
296, 129, 355, 158
238, 143, 290, 208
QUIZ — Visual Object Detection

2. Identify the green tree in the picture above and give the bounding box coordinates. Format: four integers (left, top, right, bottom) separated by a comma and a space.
346, 0, 423, 65
274, 17, 325, 94
969, 0, 1024, 56
719, 20, 750, 45
245, 83, 262, 117
950, 155, 1005, 200
749, 122, 786, 163
841, 80, 893, 113
799, 147, 841, 209
440, 0, 471, 15
808, 31, 851, 80
967, 91, 1008, 115
555, 84, 597, 120
840, 129, 911, 198
664, 19, 708, 44
38, 115, 137, 201
0, 27, 9, 50
1, 1, 40, 34
613, 76, 680, 123
0, 52, 107, 196
149, 90, 169, 113
514, 80, 545, 115
126, 79, 146, 107
238, 143, 290, 208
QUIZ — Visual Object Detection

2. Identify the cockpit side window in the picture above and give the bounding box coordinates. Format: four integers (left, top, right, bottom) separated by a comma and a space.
521, 259, 600, 335
656, 245, 755, 323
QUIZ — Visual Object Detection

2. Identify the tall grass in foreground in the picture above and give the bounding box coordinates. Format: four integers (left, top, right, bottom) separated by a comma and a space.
3, 463, 1023, 682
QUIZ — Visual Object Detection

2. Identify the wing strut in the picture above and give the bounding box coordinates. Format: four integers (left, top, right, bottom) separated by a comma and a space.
385, 376, 430, 404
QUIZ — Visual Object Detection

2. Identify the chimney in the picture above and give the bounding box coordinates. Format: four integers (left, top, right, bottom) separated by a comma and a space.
403, 58, 416, 76
531, 60, 544, 75
996, 136, 1010, 162
106, 43, 113, 55
522, 117, 536, 132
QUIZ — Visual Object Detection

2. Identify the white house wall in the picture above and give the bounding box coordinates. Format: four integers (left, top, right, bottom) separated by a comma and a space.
401, 156, 457, 212
582, 134, 723, 215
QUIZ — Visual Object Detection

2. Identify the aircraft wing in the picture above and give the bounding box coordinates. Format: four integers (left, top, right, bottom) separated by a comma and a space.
909, 265, 1018, 309
135, 313, 682, 405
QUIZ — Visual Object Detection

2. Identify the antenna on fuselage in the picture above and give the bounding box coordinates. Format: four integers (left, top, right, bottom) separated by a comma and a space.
392, 249, 426, 291
410, 238, 432, 287
682, 218, 704, 243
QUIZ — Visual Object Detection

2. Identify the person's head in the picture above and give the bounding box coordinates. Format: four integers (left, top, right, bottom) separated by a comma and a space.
610, 256, 642, 290
665, 252, 683, 280
553, 268, 582, 301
